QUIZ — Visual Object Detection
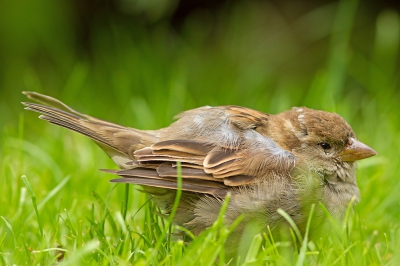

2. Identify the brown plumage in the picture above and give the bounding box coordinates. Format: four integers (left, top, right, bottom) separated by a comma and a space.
22, 92, 376, 244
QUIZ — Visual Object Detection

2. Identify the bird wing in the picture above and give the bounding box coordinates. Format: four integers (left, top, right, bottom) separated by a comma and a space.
110, 106, 298, 193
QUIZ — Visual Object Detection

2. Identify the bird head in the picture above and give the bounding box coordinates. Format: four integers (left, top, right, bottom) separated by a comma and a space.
274, 107, 377, 183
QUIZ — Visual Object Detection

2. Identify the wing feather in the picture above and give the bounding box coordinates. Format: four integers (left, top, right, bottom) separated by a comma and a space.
108, 108, 297, 188
151, 140, 213, 155
157, 163, 218, 181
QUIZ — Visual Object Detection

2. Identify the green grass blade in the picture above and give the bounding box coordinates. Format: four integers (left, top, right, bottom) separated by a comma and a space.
21, 175, 43, 239
0, 217, 17, 248
277, 208, 303, 243
25, 175, 70, 221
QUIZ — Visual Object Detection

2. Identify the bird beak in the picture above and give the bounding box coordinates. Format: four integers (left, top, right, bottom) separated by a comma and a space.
340, 137, 377, 162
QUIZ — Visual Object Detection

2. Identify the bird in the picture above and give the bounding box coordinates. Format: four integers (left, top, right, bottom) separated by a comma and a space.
22, 91, 376, 244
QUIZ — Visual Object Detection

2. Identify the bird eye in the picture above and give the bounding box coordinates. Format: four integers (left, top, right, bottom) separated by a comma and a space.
319, 142, 331, 150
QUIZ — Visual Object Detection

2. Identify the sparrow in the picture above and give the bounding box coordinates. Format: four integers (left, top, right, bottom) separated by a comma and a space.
22, 92, 376, 242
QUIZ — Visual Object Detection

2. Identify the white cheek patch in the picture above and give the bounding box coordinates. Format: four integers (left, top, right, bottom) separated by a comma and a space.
296, 108, 303, 112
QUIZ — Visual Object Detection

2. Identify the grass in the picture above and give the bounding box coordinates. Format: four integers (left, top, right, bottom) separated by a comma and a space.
1, 0, 399, 264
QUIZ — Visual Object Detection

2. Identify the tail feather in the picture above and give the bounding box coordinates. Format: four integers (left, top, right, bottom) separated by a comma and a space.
23, 92, 158, 168
23, 91, 89, 120
23, 101, 121, 151
23, 91, 126, 127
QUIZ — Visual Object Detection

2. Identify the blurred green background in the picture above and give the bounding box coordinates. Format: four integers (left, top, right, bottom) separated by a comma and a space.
1, 0, 400, 264
1, 0, 398, 124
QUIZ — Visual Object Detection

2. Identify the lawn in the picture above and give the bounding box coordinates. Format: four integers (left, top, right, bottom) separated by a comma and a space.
0, 0, 399, 265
